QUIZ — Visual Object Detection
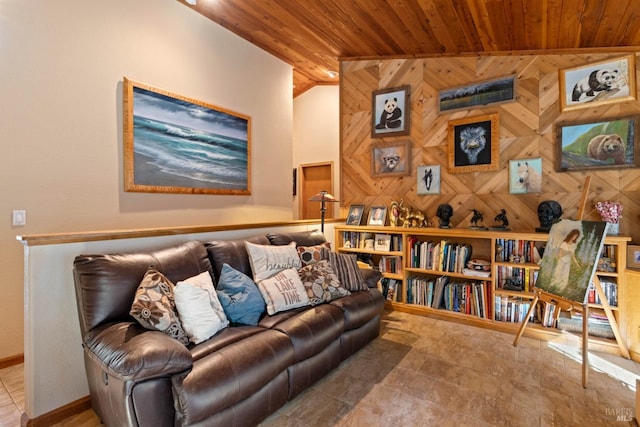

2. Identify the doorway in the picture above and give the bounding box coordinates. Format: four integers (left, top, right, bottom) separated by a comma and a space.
299, 162, 335, 220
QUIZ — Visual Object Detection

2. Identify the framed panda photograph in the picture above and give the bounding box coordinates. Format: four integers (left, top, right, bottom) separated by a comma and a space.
371, 85, 411, 137
559, 54, 637, 112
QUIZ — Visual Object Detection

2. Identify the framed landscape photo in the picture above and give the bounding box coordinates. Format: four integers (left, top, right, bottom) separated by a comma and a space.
371, 85, 410, 137
367, 205, 387, 226
556, 116, 639, 171
123, 77, 251, 195
371, 140, 412, 177
416, 165, 441, 195
448, 113, 499, 174
509, 158, 542, 194
438, 75, 516, 114
559, 54, 637, 112
346, 205, 365, 226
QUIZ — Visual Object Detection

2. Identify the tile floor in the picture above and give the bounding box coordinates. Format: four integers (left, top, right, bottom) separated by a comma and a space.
1, 310, 638, 426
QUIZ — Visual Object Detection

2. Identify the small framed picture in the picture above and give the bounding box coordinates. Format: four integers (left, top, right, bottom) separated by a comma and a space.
556, 115, 639, 171
374, 234, 392, 252
346, 205, 365, 225
371, 85, 410, 137
417, 165, 440, 195
509, 158, 542, 194
367, 205, 387, 226
559, 54, 636, 112
627, 245, 640, 270
371, 140, 412, 177
448, 113, 499, 174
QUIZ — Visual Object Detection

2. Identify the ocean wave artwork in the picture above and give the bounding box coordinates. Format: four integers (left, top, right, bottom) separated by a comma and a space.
127, 83, 250, 194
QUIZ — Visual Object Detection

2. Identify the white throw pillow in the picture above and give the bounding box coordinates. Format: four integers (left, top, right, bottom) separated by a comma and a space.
245, 241, 302, 282
257, 268, 310, 315
174, 271, 229, 344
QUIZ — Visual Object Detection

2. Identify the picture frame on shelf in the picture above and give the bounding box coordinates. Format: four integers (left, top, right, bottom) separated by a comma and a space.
371, 85, 410, 137
509, 157, 542, 194
123, 78, 251, 195
559, 54, 636, 112
371, 140, 412, 177
346, 205, 365, 226
438, 74, 516, 114
416, 165, 441, 195
447, 113, 499, 174
374, 233, 391, 252
556, 115, 639, 171
367, 205, 387, 226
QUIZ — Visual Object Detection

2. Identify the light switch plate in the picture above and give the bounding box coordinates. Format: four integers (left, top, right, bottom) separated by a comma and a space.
12, 210, 26, 226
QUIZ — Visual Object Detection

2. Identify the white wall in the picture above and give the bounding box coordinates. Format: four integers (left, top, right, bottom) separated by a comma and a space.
0, 0, 294, 359
292, 85, 340, 219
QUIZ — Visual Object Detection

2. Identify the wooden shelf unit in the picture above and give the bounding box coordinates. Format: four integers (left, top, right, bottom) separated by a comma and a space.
335, 225, 634, 358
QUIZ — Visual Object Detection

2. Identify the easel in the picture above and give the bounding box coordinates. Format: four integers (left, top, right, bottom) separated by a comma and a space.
513, 176, 630, 388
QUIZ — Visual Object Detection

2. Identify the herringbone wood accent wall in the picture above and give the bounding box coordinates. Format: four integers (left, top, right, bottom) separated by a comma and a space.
340, 52, 640, 242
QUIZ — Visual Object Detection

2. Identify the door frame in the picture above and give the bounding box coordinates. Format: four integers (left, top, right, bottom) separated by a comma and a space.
298, 161, 335, 220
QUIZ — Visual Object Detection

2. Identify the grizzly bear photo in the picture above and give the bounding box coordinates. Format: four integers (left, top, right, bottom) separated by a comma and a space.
587, 134, 626, 164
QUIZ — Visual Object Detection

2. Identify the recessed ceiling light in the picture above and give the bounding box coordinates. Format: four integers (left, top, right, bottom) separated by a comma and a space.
185, 0, 197, 5
327, 70, 339, 78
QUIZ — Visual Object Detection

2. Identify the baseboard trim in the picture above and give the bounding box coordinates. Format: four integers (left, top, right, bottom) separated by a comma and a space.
21, 396, 92, 427
0, 354, 24, 369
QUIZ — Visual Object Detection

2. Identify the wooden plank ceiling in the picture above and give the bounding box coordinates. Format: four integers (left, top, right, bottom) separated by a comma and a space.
180, 0, 640, 96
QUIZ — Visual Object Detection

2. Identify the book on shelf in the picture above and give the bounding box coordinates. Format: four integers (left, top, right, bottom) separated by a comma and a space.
556, 312, 615, 339
494, 296, 533, 323
381, 278, 401, 302
495, 238, 541, 263
586, 279, 618, 307
496, 266, 537, 292
379, 255, 403, 275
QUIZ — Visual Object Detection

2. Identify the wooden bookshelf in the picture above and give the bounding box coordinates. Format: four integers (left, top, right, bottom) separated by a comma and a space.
335, 225, 635, 359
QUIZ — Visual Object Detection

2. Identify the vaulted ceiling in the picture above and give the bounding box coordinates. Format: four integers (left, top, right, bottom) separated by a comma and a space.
180, 0, 640, 97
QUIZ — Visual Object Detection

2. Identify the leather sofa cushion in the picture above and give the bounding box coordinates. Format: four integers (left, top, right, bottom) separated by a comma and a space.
266, 230, 326, 246
83, 322, 192, 381
189, 325, 266, 362
205, 235, 270, 282
330, 289, 385, 330
272, 304, 344, 362
74, 240, 213, 336
172, 329, 294, 425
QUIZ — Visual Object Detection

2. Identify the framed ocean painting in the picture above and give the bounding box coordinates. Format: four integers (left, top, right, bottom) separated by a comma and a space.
123, 78, 251, 195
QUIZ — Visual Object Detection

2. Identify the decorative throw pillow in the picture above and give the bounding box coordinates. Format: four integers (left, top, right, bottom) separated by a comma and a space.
327, 252, 369, 292
297, 242, 331, 266
245, 241, 301, 282
130, 268, 189, 345
298, 260, 350, 305
174, 271, 229, 344
216, 263, 266, 325
257, 268, 310, 315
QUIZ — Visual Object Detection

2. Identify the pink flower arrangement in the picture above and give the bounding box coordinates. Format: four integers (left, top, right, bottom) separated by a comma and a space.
595, 201, 623, 224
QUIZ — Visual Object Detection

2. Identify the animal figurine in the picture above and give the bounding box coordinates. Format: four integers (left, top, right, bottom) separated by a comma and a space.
405, 206, 428, 228
469, 209, 484, 228
493, 209, 509, 229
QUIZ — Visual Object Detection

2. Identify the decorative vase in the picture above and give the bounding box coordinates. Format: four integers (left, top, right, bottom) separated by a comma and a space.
607, 222, 620, 235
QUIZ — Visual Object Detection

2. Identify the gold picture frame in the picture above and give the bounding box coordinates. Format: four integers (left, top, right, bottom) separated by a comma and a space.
123, 77, 251, 195
447, 113, 499, 174
558, 54, 637, 112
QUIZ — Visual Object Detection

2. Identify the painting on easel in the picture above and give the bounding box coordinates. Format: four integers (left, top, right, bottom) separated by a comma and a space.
536, 219, 608, 303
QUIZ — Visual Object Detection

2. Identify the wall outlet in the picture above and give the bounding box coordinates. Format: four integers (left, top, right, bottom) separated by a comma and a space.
12, 210, 26, 226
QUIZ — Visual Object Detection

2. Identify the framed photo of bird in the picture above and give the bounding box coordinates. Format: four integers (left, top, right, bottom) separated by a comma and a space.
447, 113, 499, 174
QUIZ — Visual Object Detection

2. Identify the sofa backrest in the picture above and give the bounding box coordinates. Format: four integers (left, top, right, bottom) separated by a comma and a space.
266, 229, 326, 246
73, 240, 213, 337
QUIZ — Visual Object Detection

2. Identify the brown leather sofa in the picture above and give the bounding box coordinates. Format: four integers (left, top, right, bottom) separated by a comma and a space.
73, 230, 384, 426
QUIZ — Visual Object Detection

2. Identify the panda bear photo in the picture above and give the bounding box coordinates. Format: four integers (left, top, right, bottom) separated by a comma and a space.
564, 56, 632, 108
571, 68, 620, 102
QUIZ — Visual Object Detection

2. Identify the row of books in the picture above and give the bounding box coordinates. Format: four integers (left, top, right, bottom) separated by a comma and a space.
406, 276, 491, 319
495, 266, 538, 292
341, 231, 402, 252
586, 279, 618, 307
378, 255, 402, 275
494, 296, 533, 323
381, 278, 402, 302
494, 239, 541, 263
407, 238, 472, 273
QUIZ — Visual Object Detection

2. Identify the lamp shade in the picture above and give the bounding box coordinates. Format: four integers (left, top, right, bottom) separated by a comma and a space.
309, 190, 338, 202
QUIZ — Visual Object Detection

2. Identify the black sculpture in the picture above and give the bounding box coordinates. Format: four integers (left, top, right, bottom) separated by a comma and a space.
436, 203, 453, 228
492, 209, 510, 230
536, 200, 563, 232
469, 209, 486, 229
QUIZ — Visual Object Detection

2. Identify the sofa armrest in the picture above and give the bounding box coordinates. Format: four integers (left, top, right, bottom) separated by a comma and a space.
83, 322, 192, 382
359, 268, 382, 289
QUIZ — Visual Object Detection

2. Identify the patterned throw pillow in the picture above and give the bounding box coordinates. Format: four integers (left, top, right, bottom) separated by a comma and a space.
297, 242, 331, 266
327, 252, 369, 292
245, 241, 302, 281
130, 268, 189, 345
298, 260, 350, 305
216, 263, 266, 325
256, 268, 310, 315
174, 271, 229, 344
